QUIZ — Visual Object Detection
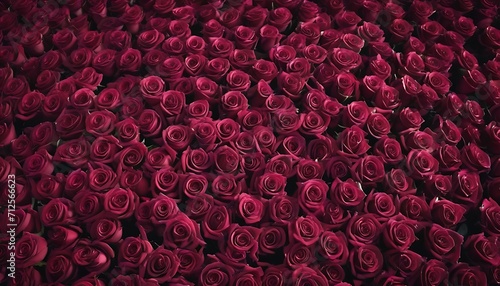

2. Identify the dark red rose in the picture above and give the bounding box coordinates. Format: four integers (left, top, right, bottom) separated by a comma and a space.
346, 213, 382, 246
400, 195, 431, 222
164, 213, 204, 250
15, 232, 48, 269
204, 57, 230, 81
237, 193, 265, 224
425, 224, 463, 263
351, 155, 385, 184
480, 198, 500, 236
199, 260, 234, 286
449, 263, 488, 286
461, 143, 491, 173
140, 247, 179, 283
435, 144, 462, 173
23, 149, 54, 177
383, 215, 417, 251
349, 244, 383, 279
373, 136, 403, 165
364, 191, 399, 222
202, 205, 230, 240
259, 25, 282, 52
453, 169, 483, 208
430, 198, 467, 228
406, 149, 439, 180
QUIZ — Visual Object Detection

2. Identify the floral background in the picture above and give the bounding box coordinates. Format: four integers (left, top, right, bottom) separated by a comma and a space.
0, 0, 500, 285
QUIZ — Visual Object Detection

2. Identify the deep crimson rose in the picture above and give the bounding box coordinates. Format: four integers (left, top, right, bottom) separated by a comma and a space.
383, 216, 417, 251
406, 149, 439, 180
414, 259, 449, 285
329, 178, 365, 209
425, 224, 463, 263
289, 215, 323, 246
347, 213, 382, 246
297, 179, 328, 215
452, 170, 483, 208
480, 198, 500, 236
202, 205, 230, 240
140, 247, 179, 283
199, 260, 235, 286
259, 225, 286, 255
449, 263, 488, 286
351, 155, 385, 184
349, 244, 383, 279
400, 195, 431, 222
464, 233, 500, 266
164, 213, 205, 250
41, 198, 76, 226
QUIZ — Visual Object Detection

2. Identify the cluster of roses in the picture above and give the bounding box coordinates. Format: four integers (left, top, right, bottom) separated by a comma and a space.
1, 0, 500, 285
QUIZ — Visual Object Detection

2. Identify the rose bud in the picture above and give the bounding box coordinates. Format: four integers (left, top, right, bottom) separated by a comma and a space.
351, 155, 385, 184
430, 198, 467, 228
425, 223, 463, 263
202, 205, 230, 240
435, 144, 462, 173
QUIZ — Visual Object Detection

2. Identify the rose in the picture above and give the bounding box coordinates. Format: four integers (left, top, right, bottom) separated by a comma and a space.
480, 198, 500, 236
117, 233, 153, 271
346, 213, 382, 246
318, 231, 349, 264
202, 205, 230, 240
251, 59, 279, 83
406, 149, 439, 180
400, 195, 431, 222
449, 263, 488, 286
208, 38, 234, 58
164, 213, 204, 250
103, 188, 138, 219
284, 242, 314, 268
418, 21, 445, 43
268, 194, 299, 225
372, 137, 403, 165
388, 19, 414, 43
41, 198, 76, 227
351, 155, 385, 184
396, 52, 426, 80
175, 248, 203, 276
277, 133, 307, 157
414, 259, 449, 286
194, 77, 220, 103
237, 193, 265, 224
259, 226, 286, 254
349, 244, 383, 279
461, 143, 491, 173
229, 49, 256, 71
289, 216, 323, 246
185, 36, 206, 55
331, 72, 359, 101
384, 169, 416, 196
430, 198, 467, 229
15, 232, 48, 268
386, 250, 424, 278
0, 207, 40, 235
199, 261, 235, 286
463, 233, 500, 266
329, 48, 362, 72
342, 101, 371, 128
366, 113, 390, 138
203, 19, 225, 38
425, 223, 463, 263
89, 218, 122, 243
10, 135, 32, 160
88, 164, 118, 192
204, 57, 230, 81
32, 174, 64, 201
184, 55, 207, 77
226, 70, 251, 92
297, 179, 328, 215
212, 174, 244, 201
330, 178, 365, 208
452, 170, 483, 207
45, 250, 77, 283
382, 216, 417, 251
215, 118, 240, 143
140, 247, 179, 283
364, 192, 399, 222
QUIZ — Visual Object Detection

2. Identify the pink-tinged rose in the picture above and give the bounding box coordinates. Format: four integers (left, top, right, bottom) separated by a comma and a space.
64, 169, 88, 199
194, 77, 221, 103
400, 195, 431, 222
360, 75, 384, 101
268, 195, 299, 225
114, 142, 148, 168
69, 88, 95, 110
162, 125, 193, 151
41, 198, 76, 227
259, 25, 282, 52
430, 198, 466, 228
357, 22, 385, 43
90, 136, 121, 164
388, 19, 414, 43
45, 251, 77, 283
336, 33, 364, 53
276, 133, 307, 158
185, 36, 206, 55
329, 48, 362, 72
435, 144, 462, 173
284, 242, 314, 268
184, 55, 207, 77
383, 216, 418, 251
238, 110, 266, 131
268, 7, 292, 32
203, 19, 225, 38
366, 113, 390, 138
318, 231, 348, 264
349, 244, 383, 279
226, 224, 261, 260
332, 72, 359, 101
241, 152, 266, 173
15, 232, 48, 268
286, 57, 312, 80
175, 248, 204, 276
204, 57, 230, 81
480, 198, 500, 236
3, 76, 30, 98
351, 155, 385, 184
140, 247, 179, 283
262, 266, 290, 286
53, 138, 90, 168
406, 149, 439, 180
425, 224, 463, 263
92, 49, 117, 77
220, 91, 248, 118
226, 70, 251, 92
208, 38, 234, 59
55, 108, 86, 139
464, 233, 500, 267
347, 213, 382, 246
199, 260, 235, 286
259, 225, 286, 254
181, 147, 212, 173
164, 213, 205, 250
302, 44, 327, 65
116, 48, 142, 73
89, 218, 122, 243
213, 146, 240, 173
367, 56, 392, 81
202, 205, 230, 240
433, 117, 461, 145
265, 94, 295, 113
160, 90, 185, 118
461, 143, 491, 173
342, 101, 371, 128
23, 150, 54, 177
373, 136, 403, 165
418, 21, 445, 43
47, 225, 81, 250
78, 31, 103, 52
137, 30, 165, 53
159, 37, 186, 56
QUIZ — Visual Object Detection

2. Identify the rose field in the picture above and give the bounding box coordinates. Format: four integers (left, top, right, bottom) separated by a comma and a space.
0, 0, 500, 285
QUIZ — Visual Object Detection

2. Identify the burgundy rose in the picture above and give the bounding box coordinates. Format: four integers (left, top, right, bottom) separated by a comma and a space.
289, 216, 323, 246
15, 232, 48, 268
349, 244, 383, 279
425, 224, 463, 263
346, 213, 382, 246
